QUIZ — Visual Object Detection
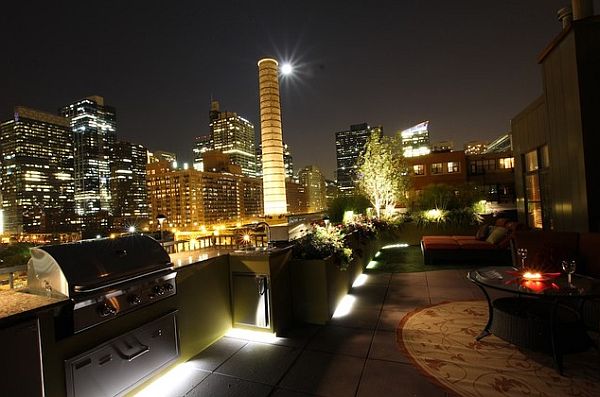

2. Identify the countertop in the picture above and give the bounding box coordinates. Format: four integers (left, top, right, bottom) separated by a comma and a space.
0, 289, 68, 326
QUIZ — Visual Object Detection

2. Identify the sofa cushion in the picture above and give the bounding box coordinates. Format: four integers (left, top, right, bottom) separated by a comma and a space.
422, 237, 460, 250
457, 240, 497, 250
578, 233, 600, 278
453, 235, 478, 241
495, 218, 509, 227
486, 226, 508, 245
475, 224, 491, 240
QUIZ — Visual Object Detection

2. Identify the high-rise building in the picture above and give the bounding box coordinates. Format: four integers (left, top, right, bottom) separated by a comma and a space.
256, 142, 294, 180
0, 107, 75, 233
110, 141, 149, 230
148, 150, 177, 165
335, 123, 382, 194
285, 181, 308, 215
464, 140, 488, 155
298, 165, 327, 212
325, 179, 340, 207
431, 140, 454, 153
258, 58, 287, 216
193, 134, 212, 171
400, 121, 431, 157
59, 95, 116, 216
146, 153, 263, 229
209, 100, 257, 177
485, 134, 512, 153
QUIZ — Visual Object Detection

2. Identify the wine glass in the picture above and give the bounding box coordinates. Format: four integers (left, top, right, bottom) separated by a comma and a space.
517, 248, 528, 270
561, 260, 576, 285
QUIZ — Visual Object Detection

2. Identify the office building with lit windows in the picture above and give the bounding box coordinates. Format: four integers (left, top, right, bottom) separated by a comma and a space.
335, 123, 382, 194
146, 152, 263, 229
59, 95, 116, 216
193, 134, 212, 171
464, 140, 488, 155
110, 141, 149, 230
399, 121, 431, 157
298, 165, 327, 212
0, 107, 75, 233
209, 100, 257, 177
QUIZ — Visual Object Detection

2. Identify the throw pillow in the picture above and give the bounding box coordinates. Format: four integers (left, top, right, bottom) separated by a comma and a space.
475, 224, 490, 240
486, 226, 508, 245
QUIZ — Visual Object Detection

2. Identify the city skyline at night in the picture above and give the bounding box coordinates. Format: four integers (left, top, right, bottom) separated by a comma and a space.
0, 0, 577, 178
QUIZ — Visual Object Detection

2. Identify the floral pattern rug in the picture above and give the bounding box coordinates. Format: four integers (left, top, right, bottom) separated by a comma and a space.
397, 300, 600, 397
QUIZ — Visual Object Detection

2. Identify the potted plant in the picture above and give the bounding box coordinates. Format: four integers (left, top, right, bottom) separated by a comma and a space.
290, 225, 353, 324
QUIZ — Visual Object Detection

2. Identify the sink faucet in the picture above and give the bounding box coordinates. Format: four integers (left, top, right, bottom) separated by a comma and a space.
243, 222, 271, 248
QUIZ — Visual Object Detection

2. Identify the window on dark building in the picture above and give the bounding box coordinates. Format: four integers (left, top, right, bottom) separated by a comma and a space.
431, 163, 443, 174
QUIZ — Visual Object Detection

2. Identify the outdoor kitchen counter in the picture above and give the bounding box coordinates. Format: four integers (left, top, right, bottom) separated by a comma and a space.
170, 247, 235, 269
0, 289, 68, 326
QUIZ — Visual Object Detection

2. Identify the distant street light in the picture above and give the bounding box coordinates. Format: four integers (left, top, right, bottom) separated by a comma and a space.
156, 214, 167, 241
128, 226, 136, 233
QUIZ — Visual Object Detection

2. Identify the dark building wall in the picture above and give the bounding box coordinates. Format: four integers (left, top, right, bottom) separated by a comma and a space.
512, 97, 548, 225
512, 16, 600, 232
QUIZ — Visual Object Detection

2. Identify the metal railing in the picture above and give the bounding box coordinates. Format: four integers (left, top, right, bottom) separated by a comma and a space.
0, 265, 27, 289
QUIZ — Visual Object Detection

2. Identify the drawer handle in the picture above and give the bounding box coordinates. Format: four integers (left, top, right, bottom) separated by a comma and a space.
116, 345, 150, 362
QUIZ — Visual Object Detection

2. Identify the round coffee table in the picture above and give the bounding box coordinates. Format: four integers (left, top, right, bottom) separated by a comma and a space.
467, 266, 600, 374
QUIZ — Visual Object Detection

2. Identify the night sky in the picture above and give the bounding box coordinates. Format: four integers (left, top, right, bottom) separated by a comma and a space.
1, 0, 584, 178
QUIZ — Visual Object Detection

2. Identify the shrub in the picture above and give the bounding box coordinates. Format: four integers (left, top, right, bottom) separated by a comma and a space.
327, 195, 371, 223
292, 224, 353, 270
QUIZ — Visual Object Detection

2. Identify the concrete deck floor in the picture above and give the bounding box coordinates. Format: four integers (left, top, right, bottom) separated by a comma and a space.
142, 268, 483, 397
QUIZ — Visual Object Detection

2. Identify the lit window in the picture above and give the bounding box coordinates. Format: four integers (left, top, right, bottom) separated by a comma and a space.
447, 161, 460, 173
431, 163, 443, 174
413, 164, 425, 175
498, 157, 514, 169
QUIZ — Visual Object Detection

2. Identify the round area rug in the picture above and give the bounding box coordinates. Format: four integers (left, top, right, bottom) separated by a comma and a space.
397, 301, 600, 397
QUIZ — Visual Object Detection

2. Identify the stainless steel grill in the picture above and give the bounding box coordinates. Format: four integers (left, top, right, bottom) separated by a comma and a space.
27, 235, 177, 334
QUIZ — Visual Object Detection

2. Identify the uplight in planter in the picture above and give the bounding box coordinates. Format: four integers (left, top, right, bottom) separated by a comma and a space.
381, 243, 409, 250
367, 260, 379, 269
352, 274, 369, 287
375, 251, 381, 258
343, 210, 355, 224
332, 295, 356, 318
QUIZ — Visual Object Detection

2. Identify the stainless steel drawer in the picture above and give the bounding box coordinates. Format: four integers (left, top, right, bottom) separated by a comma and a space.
65, 311, 179, 397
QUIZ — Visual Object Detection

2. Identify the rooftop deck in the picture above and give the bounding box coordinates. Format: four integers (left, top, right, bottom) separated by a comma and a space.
137, 267, 480, 397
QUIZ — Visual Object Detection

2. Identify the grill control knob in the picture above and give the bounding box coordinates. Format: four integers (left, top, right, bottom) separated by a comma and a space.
128, 295, 142, 305
163, 283, 174, 292
98, 302, 117, 317
152, 285, 165, 296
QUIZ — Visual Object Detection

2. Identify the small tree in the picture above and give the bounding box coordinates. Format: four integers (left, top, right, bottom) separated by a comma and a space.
356, 132, 409, 218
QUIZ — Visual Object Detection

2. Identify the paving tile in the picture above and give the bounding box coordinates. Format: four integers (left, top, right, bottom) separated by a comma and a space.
307, 325, 374, 358
186, 373, 272, 397
377, 310, 408, 331
383, 294, 430, 312
328, 307, 380, 329
387, 283, 430, 297
391, 273, 428, 286
215, 342, 300, 385
368, 330, 410, 363
268, 325, 322, 348
187, 337, 247, 372
280, 350, 364, 397
145, 367, 210, 397
359, 273, 391, 286
357, 359, 446, 397
270, 388, 318, 396
349, 286, 387, 310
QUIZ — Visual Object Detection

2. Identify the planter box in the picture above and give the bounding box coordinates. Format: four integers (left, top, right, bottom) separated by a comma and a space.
290, 256, 350, 325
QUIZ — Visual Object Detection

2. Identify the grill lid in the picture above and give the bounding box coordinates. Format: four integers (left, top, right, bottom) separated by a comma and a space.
27, 235, 172, 297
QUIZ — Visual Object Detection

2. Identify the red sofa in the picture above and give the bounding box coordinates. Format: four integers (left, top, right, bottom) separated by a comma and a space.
421, 218, 524, 266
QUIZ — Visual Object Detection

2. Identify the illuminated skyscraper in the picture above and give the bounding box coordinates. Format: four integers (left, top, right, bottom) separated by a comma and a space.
400, 121, 431, 157
209, 100, 257, 177
59, 95, 116, 216
335, 123, 382, 194
110, 141, 149, 230
298, 165, 327, 212
0, 107, 75, 233
257, 58, 287, 216
193, 134, 212, 171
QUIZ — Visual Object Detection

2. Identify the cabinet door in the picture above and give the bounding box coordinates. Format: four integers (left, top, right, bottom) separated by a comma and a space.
0, 318, 44, 396
232, 273, 270, 328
